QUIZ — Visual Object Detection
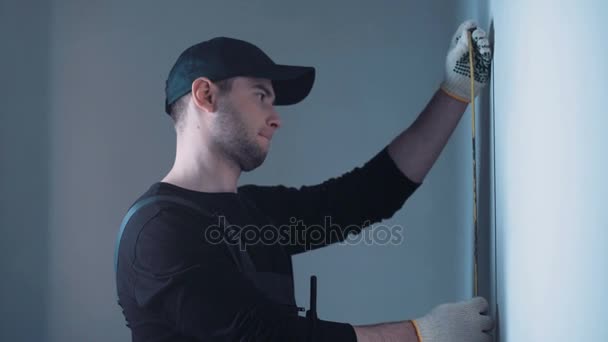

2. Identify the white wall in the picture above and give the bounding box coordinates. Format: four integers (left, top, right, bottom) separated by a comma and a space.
487, 0, 608, 340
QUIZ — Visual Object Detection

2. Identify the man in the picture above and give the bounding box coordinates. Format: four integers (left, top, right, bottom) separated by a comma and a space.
116, 19, 494, 341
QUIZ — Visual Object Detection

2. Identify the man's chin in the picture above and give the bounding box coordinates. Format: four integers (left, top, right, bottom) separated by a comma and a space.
240, 154, 267, 172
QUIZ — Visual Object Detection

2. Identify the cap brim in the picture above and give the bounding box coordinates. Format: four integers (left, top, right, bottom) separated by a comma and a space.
253, 65, 315, 106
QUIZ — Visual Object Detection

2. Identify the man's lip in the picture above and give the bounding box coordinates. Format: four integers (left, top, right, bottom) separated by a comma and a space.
259, 132, 272, 140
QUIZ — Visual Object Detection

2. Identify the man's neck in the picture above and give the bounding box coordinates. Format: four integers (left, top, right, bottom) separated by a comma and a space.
162, 149, 241, 194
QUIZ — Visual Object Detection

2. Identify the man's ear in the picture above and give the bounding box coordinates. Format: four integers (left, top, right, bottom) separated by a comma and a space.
191, 77, 218, 113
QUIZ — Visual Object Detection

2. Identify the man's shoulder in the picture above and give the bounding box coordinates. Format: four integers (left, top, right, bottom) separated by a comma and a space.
128, 198, 216, 231
120, 186, 220, 249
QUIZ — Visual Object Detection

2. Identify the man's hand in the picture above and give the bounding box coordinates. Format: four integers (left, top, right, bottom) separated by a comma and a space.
411, 297, 494, 342
440, 20, 493, 103
351, 297, 494, 341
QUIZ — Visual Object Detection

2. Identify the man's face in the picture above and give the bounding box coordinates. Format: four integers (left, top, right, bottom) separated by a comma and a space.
210, 77, 281, 172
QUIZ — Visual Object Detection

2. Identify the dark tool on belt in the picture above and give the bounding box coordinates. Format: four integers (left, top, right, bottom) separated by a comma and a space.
306, 275, 318, 342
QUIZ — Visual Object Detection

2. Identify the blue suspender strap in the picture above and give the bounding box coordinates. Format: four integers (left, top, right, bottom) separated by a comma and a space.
114, 194, 259, 302
115, 195, 163, 274
113, 195, 201, 302
114, 194, 250, 274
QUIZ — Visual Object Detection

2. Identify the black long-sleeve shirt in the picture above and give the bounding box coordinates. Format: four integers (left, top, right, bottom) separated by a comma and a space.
116, 146, 421, 341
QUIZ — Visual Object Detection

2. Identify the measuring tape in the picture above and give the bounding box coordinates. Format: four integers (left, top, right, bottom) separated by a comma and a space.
467, 30, 479, 297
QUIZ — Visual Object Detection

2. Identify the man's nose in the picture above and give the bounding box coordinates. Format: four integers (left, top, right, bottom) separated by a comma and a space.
267, 109, 282, 129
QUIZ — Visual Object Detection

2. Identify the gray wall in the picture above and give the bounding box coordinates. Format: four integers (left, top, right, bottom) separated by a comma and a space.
2, 0, 482, 340
0, 0, 50, 340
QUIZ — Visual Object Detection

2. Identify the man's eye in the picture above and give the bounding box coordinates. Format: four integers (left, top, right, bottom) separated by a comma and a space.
258, 93, 265, 101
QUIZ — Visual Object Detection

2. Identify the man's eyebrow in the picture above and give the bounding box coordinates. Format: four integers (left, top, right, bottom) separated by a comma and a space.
251, 83, 276, 103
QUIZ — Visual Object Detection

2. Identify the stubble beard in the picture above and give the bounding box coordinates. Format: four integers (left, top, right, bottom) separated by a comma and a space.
212, 96, 267, 172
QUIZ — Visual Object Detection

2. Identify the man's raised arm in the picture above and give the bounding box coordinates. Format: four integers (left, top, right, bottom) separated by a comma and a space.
389, 20, 492, 183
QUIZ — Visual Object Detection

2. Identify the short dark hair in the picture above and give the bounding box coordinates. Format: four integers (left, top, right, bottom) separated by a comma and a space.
168, 78, 235, 130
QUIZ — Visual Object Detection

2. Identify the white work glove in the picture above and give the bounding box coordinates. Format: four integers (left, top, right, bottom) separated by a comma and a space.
440, 20, 493, 103
411, 296, 494, 342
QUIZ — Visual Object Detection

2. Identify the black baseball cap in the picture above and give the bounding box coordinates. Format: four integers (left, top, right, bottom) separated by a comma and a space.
164, 36, 316, 114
